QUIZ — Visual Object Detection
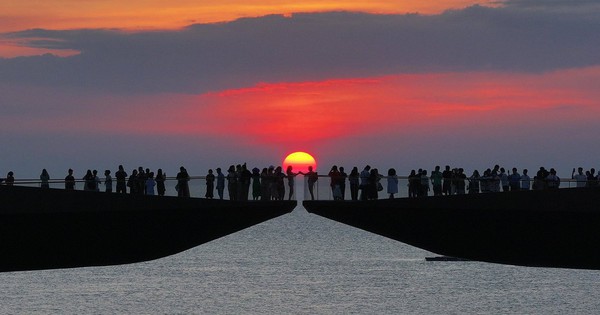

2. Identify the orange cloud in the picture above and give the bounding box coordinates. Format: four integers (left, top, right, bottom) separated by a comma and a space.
2, 1, 494, 32
1, 1, 497, 57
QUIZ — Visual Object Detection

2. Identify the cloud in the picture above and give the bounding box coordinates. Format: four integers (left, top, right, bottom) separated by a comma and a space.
1, 7, 599, 94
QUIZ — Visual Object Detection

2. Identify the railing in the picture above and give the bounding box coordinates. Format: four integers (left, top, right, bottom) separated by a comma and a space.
1, 174, 592, 201
302, 175, 592, 201
1, 176, 297, 200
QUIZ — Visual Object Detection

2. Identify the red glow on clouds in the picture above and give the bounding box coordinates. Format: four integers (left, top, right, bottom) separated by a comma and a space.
2, 67, 599, 154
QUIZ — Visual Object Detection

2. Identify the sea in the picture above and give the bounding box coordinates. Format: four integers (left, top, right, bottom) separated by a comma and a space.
3, 182, 600, 314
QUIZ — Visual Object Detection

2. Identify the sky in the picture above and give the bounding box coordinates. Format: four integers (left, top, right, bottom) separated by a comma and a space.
1, 0, 600, 180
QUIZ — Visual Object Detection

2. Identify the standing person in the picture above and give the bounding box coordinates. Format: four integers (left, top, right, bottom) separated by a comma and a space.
240, 163, 252, 201
260, 168, 270, 201
94, 170, 101, 191
368, 168, 381, 200
104, 170, 113, 193
430, 166, 443, 196
251, 167, 261, 200
499, 168, 509, 192
115, 165, 127, 194
145, 172, 156, 195
137, 167, 147, 195
83, 170, 94, 191
285, 165, 298, 200
127, 169, 138, 194
65, 169, 75, 190
442, 165, 452, 195
572, 167, 587, 188
468, 170, 480, 194
40, 169, 50, 189
359, 165, 371, 200
408, 170, 419, 198
155, 169, 166, 196
338, 167, 348, 200
274, 166, 286, 200
387, 168, 399, 199
546, 168, 560, 189
328, 165, 342, 200
176, 166, 190, 197
216, 168, 225, 200
520, 169, 531, 190
226, 165, 237, 200
508, 168, 521, 191
305, 166, 318, 201
348, 167, 360, 201
205, 169, 215, 199
5, 171, 15, 186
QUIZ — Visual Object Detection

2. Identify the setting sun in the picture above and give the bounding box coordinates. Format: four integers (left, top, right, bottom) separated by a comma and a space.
282, 151, 317, 174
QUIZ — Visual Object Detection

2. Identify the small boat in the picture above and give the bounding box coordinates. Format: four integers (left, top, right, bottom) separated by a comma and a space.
0, 185, 296, 272
425, 256, 469, 262
303, 188, 600, 270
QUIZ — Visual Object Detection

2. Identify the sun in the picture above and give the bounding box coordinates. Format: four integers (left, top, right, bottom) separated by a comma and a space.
282, 151, 317, 174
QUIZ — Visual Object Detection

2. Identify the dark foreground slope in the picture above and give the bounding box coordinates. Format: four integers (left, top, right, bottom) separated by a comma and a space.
0, 185, 296, 272
304, 188, 600, 269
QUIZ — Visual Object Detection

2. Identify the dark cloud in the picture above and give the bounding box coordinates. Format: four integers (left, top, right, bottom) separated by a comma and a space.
1, 6, 599, 93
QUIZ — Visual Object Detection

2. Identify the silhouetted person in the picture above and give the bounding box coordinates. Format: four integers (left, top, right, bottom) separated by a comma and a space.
431, 166, 443, 196
588, 168, 597, 187
536, 167, 549, 190
285, 165, 298, 200
359, 165, 371, 200
104, 170, 113, 193
387, 168, 398, 199
499, 168, 509, 192
216, 168, 225, 200
260, 168, 270, 200
547, 168, 560, 189
572, 167, 587, 188
176, 166, 190, 197
127, 169, 138, 194
521, 169, 531, 190
442, 165, 452, 195
408, 170, 419, 198
275, 166, 285, 200
348, 167, 359, 201
115, 165, 127, 194
205, 169, 215, 199
137, 167, 147, 195
455, 168, 466, 195
156, 169, 166, 196
93, 170, 101, 192
227, 165, 237, 200
305, 166, 318, 200
240, 163, 252, 201
508, 168, 520, 191
6, 171, 14, 186
367, 168, 380, 200
328, 165, 342, 200
146, 172, 156, 195
40, 169, 50, 189
468, 170, 480, 194
83, 170, 94, 191
338, 166, 348, 200
65, 169, 75, 190
252, 167, 261, 200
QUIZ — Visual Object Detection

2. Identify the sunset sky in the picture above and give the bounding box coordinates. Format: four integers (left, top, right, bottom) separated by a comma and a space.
1, 0, 600, 180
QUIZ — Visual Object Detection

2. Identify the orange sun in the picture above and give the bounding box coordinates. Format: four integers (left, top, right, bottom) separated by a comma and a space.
282, 151, 317, 174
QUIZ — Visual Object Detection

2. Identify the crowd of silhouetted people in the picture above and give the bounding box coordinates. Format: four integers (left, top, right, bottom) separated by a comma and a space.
2, 164, 599, 200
